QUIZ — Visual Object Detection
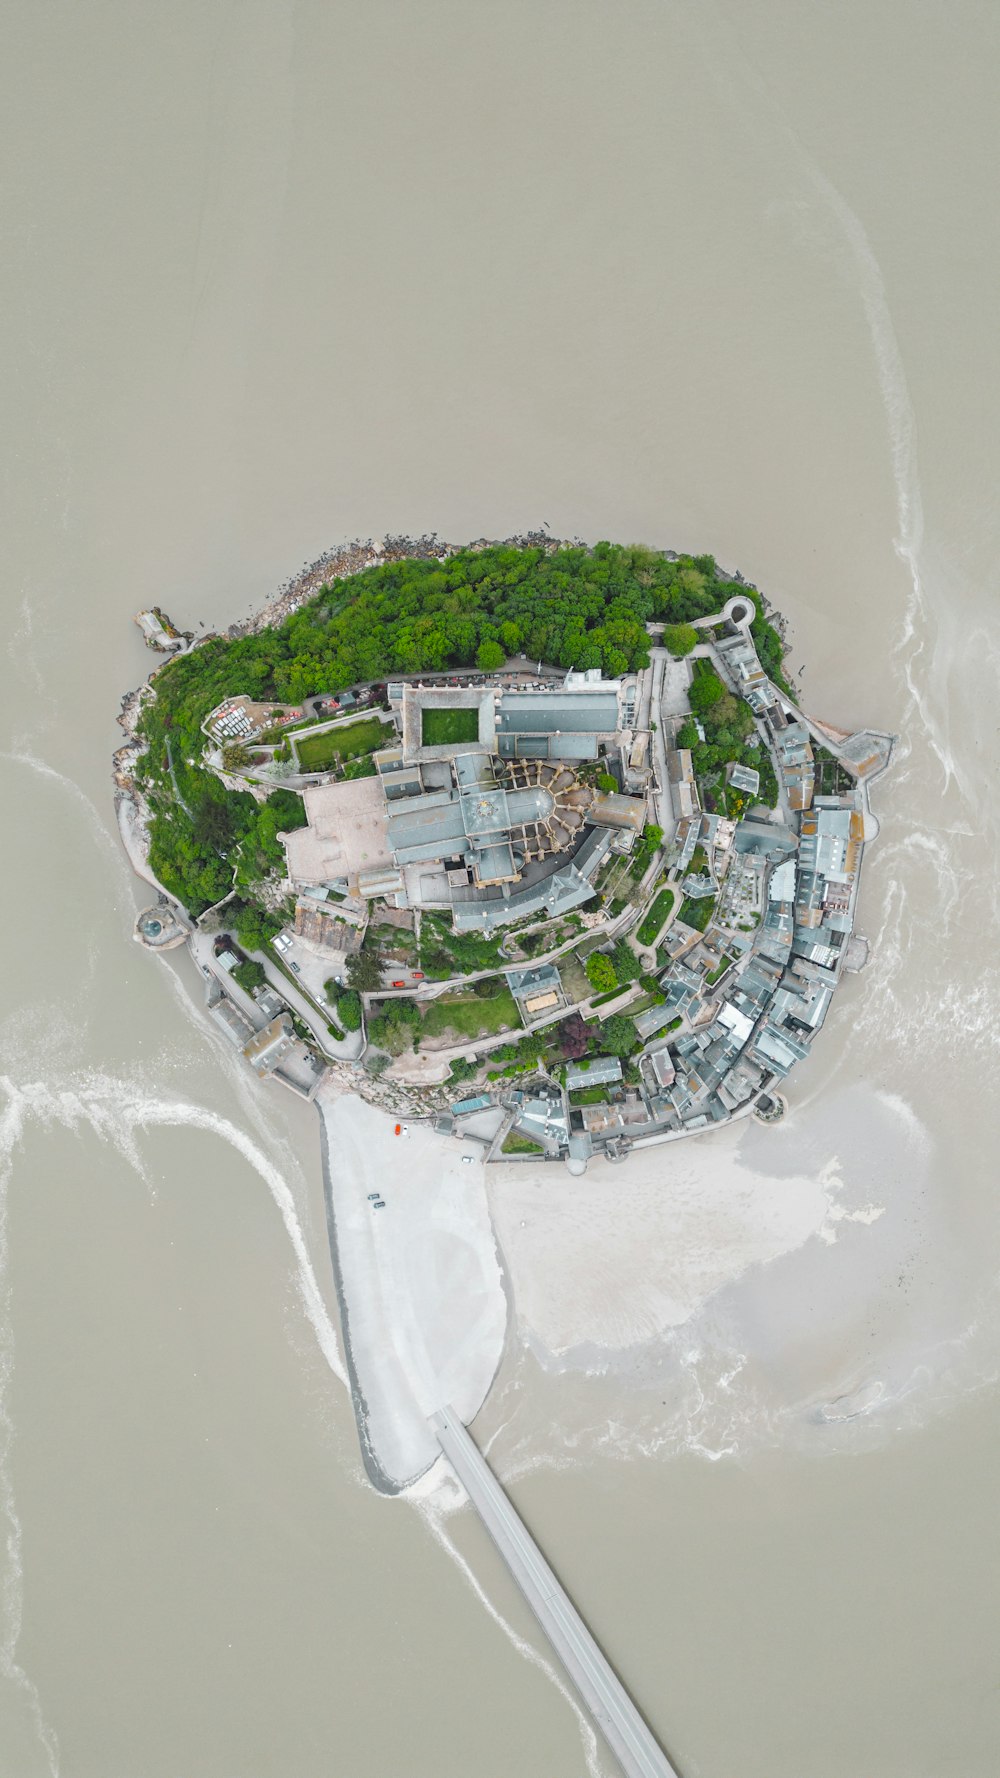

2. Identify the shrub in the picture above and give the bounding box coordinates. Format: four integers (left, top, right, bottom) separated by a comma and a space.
335, 990, 362, 1031
585, 952, 617, 994
596, 771, 618, 794
232, 959, 265, 994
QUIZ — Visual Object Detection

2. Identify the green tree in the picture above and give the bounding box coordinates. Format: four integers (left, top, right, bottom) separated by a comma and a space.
688, 668, 725, 713
600, 1015, 638, 1056
335, 989, 362, 1031
232, 902, 281, 952
596, 772, 618, 794
346, 948, 384, 993
476, 639, 505, 671
611, 939, 641, 984
232, 959, 266, 994
676, 719, 699, 749
585, 952, 617, 994
662, 623, 698, 658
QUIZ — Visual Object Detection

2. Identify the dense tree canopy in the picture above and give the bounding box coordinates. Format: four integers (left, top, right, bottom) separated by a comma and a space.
136, 542, 787, 913
600, 1015, 640, 1057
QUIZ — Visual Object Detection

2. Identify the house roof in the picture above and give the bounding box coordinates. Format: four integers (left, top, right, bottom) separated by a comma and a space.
565, 1056, 623, 1090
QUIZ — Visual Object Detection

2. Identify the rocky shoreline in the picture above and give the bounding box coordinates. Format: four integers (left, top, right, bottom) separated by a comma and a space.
224, 529, 559, 640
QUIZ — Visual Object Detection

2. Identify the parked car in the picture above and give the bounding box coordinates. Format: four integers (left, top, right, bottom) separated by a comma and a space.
412, 970, 424, 980
367, 1193, 380, 1201
391, 979, 406, 988
373, 1200, 385, 1209
461, 1156, 475, 1165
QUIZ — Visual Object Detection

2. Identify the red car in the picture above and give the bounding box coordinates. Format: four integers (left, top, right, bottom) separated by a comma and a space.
391, 979, 406, 989
412, 971, 424, 980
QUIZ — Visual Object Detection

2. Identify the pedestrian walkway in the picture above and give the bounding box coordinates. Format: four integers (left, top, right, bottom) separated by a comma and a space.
431, 1405, 682, 1778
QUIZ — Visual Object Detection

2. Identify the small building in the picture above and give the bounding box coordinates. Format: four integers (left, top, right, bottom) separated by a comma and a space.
357, 866, 405, 900
514, 1088, 570, 1147
208, 994, 255, 1047
680, 871, 716, 901
242, 1014, 296, 1077
727, 762, 760, 796
450, 1093, 493, 1117
668, 749, 699, 819
505, 963, 567, 1024
135, 608, 185, 653
648, 1048, 676, 1088
565, 1056, 623, 1092
772, 721, 815, 811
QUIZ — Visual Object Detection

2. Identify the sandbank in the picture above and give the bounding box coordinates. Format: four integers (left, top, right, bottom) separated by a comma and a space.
487, 1122, 832, 1366
316, 1088, 508, 1490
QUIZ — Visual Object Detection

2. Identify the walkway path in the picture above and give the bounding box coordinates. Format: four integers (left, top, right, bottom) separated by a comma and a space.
431, 1405, 682, 1778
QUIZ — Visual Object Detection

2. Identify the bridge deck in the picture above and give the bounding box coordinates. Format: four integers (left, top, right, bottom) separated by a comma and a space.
431, 1406, 681, 1778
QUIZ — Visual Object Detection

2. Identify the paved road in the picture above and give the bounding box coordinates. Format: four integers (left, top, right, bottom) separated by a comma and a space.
431, 1405, 682, 1778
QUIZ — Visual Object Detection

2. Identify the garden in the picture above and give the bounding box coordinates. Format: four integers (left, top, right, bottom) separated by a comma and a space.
293, 716, 393, 773
421, 706, 480, 747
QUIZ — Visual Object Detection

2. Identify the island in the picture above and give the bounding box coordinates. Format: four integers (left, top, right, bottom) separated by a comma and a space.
115, 535, 894, 1496
118, 536, 892, 1163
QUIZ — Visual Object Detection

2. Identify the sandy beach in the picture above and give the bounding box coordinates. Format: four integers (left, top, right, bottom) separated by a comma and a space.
487, 1122, 835, 1367
316, 1087, 508, 1490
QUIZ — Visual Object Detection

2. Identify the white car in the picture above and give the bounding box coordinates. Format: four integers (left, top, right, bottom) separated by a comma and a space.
461, 1155, 475, 1165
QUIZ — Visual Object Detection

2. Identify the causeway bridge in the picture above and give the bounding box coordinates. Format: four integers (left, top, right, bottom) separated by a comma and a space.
431, 1406, 681, 1778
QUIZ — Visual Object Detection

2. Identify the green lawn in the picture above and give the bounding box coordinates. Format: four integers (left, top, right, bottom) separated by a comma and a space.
501, 1130, 544, 1155
294, 717, 392, 772
420, 985, 520, 1042
636, 886, 677, 946
421, 706, 480, 747
590, 984, 634, 1009
705, 954, 734, 985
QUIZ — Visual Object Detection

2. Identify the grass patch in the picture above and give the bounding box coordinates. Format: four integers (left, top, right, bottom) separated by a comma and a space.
636, 886, 677, 947
556, 952, 590, 1003
590, 986, 633, 1009
294, 717, 392, 772
501, 1130, 545, 1155
679, 895, 716, 932
421, 985, 519, 1041
705, 954, 734, 985
421, 706, 480, 747
569, 1087, 609, 1106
